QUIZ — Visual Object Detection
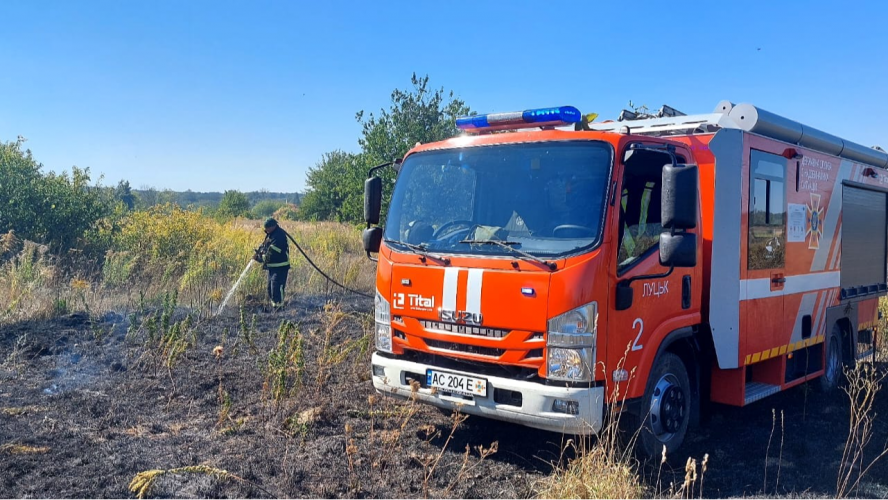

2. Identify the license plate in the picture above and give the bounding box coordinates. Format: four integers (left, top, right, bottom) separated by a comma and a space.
426, 369, 487, 397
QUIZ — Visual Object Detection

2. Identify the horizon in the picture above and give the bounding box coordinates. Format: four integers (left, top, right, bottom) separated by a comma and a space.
2, 1, 886, 192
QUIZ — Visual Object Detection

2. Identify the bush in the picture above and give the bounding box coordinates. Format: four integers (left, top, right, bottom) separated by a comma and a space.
273, 203, 299, 221
114, 204, 212, 267
251, 199, 286, 219
0, 141, 113, 251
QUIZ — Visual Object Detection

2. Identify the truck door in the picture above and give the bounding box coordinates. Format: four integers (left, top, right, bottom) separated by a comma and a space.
742, 149, 787, 363
606, 148, 695, 400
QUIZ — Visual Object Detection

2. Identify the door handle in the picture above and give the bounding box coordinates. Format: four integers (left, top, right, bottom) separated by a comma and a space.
772, 277, 787, 284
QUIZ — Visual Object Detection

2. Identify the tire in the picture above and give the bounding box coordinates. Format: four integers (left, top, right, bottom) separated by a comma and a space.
637, 352, 692, 458
818, 324, 845, 393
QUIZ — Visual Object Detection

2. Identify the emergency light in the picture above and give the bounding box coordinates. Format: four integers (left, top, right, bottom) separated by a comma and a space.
456, 106, 581, 132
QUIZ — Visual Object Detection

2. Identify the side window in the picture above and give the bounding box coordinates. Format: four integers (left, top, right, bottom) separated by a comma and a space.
748, 150, 786, 270
617, 151, 667, 273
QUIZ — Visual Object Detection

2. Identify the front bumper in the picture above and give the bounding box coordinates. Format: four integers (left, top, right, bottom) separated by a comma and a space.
371, 352, 604, 434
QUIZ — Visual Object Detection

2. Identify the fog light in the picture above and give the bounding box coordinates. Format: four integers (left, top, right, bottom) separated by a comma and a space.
553, 399, 580, 415
372, 364, 385, 377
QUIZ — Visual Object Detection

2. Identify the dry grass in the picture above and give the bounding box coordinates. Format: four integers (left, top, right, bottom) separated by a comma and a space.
1, 406, 46, 416
538, 355, 646, 499
0, 216, 374, 327
537, 432, 644, 499
836, 363, 888, 498
5, 215, 887, 498
1, 443, 51, 455
128, 465, 270, 499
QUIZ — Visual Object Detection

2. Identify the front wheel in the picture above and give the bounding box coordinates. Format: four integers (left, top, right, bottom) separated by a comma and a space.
637, 352, 692, 458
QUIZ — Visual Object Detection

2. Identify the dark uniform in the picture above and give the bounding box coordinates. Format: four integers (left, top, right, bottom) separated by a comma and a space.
257, 223, 290, 306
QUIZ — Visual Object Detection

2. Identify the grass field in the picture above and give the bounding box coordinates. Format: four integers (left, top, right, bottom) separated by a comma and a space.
0, 217, 887, 498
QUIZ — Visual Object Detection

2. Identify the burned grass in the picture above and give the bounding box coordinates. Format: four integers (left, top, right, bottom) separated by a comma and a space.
0, 295, 886, 498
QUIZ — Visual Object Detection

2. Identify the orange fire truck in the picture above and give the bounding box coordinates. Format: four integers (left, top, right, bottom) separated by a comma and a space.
361, 101, 886, 455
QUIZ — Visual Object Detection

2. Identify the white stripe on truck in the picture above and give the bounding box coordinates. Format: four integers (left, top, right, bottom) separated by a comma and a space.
466, 269, 484, 315
443, 267, 459, 312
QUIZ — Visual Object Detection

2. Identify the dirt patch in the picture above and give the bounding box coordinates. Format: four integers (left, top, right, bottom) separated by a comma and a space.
0, 295, 886, 498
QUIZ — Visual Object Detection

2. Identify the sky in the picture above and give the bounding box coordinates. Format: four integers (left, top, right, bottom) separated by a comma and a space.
1, 0, 886, 192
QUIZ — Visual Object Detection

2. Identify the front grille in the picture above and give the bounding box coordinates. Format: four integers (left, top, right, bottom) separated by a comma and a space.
393, 350, 542, 381
524, 349, 544, 360
419, 320, 509, 339
425, 339, 505, 358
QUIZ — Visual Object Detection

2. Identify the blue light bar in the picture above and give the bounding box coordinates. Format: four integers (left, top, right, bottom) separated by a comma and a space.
456, 106, 581, 132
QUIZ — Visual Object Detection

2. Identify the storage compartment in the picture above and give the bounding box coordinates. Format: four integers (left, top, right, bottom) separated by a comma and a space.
841, 186, 888, 298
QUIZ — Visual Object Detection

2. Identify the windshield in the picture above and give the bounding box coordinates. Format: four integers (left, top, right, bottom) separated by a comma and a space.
384, 141, 613, 258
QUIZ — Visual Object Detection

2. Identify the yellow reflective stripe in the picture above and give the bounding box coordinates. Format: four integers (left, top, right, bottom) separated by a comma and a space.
266, 261, 290, 268
269, 245, 282, 253
622, 223, 636, 254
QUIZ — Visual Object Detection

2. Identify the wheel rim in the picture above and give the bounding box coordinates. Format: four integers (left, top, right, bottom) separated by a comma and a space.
825, 337, 841, 384
649, 374, 687, 442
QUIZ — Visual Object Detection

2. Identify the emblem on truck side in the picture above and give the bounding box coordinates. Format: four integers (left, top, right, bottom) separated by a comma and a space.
806, 193, 823, 250
439, 309, 483, 326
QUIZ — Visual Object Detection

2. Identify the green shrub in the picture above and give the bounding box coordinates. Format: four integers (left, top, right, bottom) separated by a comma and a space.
0, 141, 113, 251
251, 199, 286, 219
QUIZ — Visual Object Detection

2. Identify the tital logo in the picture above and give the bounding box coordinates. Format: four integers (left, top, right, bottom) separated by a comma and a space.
392, 293, 435, 311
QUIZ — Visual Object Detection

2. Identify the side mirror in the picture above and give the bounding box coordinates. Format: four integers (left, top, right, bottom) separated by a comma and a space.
615, 282, 634, 311
662, 164, 698, 230
660, 232, 697, 268
364, 176, 382, 225
362, 227, 382, 255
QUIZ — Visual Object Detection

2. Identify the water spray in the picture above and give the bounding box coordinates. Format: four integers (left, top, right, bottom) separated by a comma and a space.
215, 260, 255, 316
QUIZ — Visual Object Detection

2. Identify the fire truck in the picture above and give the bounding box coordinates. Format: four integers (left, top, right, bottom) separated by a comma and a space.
361, 101, 886, 455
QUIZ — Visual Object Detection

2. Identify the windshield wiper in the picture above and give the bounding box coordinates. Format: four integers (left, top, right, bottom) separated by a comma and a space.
459, 239, 557, 271
384, 239, 451, 265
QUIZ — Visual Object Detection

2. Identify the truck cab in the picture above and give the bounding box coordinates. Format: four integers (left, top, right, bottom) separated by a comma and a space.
363, 106, 702, 455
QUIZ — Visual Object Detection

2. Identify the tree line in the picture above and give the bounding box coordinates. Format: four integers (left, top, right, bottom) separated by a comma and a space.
130, 187, 301, 212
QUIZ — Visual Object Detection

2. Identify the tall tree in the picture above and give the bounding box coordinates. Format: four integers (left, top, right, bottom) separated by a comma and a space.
299, 150, 365, 222
301, 74, 471, 223
114, 180, 135, 209
357, 73, 471, 164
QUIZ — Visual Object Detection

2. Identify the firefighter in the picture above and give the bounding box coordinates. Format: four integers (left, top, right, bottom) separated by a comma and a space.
254, 218, 290, 308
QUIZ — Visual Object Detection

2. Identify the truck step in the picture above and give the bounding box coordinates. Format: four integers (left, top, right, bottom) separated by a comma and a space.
744, 382, 780, 405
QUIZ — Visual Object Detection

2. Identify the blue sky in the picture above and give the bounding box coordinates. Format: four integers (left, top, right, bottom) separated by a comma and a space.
1, 0, 886, 192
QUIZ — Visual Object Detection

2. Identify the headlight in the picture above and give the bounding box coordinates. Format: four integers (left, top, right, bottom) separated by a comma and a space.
375, 290, 392, 353
375, 290, 390, 323
547, 347, 593, 381
376, 323, 392, 353
546, 302, 597, 382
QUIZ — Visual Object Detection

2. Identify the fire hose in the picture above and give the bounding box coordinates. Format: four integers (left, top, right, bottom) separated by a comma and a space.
277, 228, 373, 299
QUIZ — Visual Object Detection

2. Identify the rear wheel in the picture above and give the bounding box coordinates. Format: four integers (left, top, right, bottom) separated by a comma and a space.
637, 352, 692, 458
819, 324, 845, 393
